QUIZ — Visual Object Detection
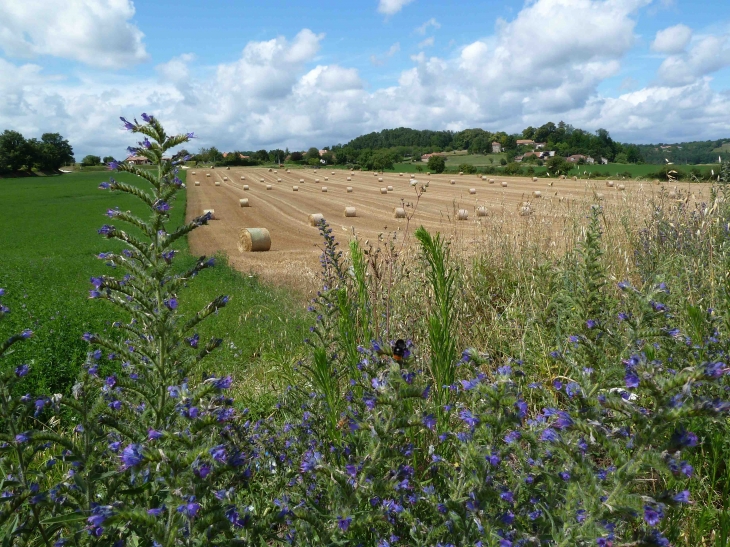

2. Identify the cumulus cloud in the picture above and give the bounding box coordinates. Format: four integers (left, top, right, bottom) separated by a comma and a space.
656, 34, 730, 87
5, 0, 730, 159
377, 0, 416, 16
651, 24, 692, 54
415, 18, 441, 35
0, 0, 148, 69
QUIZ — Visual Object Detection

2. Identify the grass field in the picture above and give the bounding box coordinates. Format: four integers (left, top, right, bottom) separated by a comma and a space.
0, 171, 308, 410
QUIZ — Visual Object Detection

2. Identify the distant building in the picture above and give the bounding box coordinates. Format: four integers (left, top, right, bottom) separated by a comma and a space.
516, 139, 535, 146
600, 157, 609, 165
534, 142, 546, 149
566, 154, 587, 163
126, 155, 150, 165
585, 156, 595, 165
421, 152, 446, 161
492, 142, 502, 153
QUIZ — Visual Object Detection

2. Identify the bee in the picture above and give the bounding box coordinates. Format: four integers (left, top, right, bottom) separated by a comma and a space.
337, 416, 349, 430
392, 339, 408, 362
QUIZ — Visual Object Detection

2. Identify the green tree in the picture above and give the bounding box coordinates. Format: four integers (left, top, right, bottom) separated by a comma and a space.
35, 133, 74, 170
427, 155, 446, 174
546, 156, 572, 176
306, 147, 321, 162
0, 130, 34, 172
81, 155, 101, 166
290, 151, 304, 162
102, 156, 116, 164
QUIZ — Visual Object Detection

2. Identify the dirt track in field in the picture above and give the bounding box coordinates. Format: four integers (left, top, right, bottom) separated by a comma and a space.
185, 167, 707, 293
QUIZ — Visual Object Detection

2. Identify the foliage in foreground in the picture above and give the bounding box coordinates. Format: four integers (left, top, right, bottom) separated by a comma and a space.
0, 116, 729, 546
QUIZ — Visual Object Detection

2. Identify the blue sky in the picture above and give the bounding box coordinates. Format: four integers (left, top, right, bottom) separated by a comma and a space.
0, 0, 729, 159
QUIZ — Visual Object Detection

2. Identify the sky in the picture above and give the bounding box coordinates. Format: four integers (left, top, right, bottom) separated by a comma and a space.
0, 0, 729, 159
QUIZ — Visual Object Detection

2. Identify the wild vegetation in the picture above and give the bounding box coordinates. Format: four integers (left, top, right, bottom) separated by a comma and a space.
1, 116, 729, 546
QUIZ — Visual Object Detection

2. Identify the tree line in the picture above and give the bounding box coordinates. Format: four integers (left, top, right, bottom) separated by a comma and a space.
0, 130, 74, 173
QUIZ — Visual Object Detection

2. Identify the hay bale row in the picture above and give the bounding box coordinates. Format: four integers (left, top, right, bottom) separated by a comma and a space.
457, 209, 468, 220
344, 207, 356, 217
469, 188, 476, 195
347, 187, 353, 193
308, 213, 324, 226
239, 199, 249, 207
214, 181, 221, 186
394, 207, 406, 218
194, 181, 200, 186
476, 206, 487, 217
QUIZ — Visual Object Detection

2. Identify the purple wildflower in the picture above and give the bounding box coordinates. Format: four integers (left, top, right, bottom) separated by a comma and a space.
422, 414, 437, 430
625, 370, 640, 389
15, 364, 29, 377
459, 409, 479, 428
644, 504, 664, 526
177, 501, 200, 518
120, 444, 143, 468
337, 516, 352, 532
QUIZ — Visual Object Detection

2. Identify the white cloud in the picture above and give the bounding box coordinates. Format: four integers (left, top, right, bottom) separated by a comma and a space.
656, 34, 730, 86
418, 37, 435, 49
651, 24, 692, 54
0, 0, 148, 69
5, 0, 730, 160
377, 0, 416, 16
415, 18, 441, 35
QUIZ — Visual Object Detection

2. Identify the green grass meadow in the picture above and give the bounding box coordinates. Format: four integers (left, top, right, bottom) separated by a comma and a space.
0, 171, 308, 411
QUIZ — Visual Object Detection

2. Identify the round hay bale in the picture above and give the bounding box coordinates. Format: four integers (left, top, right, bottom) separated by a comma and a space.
266, 184, 272, 190
322, 187, 328, 192
394, 207, 406, 218
457, 209, 468, 220
469, 188, 476, 195
379, 177, 384, 182
223, 176, 228, 181
618, 184, 626, 191
532, 177, 538, 182
482, 176, 487, 181
300, 179, 305, 183
399, 173, 403, 177
533, 190, 542, 198
380, 187, 388, 194
347, 187, 353, 193
239, 198, 249, 207
226, 167, 230, 170
315, 178, 320, 183
344, 207, 357, 217
241, 176, 246, 180
325, 177, 329, 181
410, 173, 415, 178
259, 178, 265, 182
206, 173, 210, 177
459, 171, 464, 176
573, 176, 578, 181
293, 186, 299, 191
489, 178, 495, 184
273, 170, 277, 173
519, 206, 532, 216
286, 169, 291, 173
268, 168, 272, 172
410, 180, 417, 186
238, 228, 271, 252
243, 185, 249, 190
606, 180, 614, 187
214, 181, 221, 186
192, 171, 196, 175
559, 174, 566, 180
203, 209, 215, 219
596, 193, 605, 200
277, 178, 282, 182
194, 181, 200, 186
427, 172, 431, 176
331, 171, 335, 175
387, 185, 394, 191
501, 181, 508, 187
476, 206, 488, 217
450, 179, 456, 185
308, 213, 324, 226
347, 176, 352, 181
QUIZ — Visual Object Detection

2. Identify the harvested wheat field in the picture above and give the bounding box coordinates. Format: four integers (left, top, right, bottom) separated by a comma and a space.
186, 168, 711, 293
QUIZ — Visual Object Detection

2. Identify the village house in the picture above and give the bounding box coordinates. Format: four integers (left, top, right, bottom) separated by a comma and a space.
534, 142, 546, 149
492, 142, 502, 153
516, 139, 534, 146
600, 157, 609, 165
126, 155, 150, 165
566, 154, 593, 164
421, 152, 446, 161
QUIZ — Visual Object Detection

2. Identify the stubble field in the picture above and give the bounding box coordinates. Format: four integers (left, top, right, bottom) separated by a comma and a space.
186, 166, 711, 292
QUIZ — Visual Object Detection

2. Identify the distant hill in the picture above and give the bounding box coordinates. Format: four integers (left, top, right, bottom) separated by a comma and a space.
332, 124, 728, 165
636, 139, 728, 165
